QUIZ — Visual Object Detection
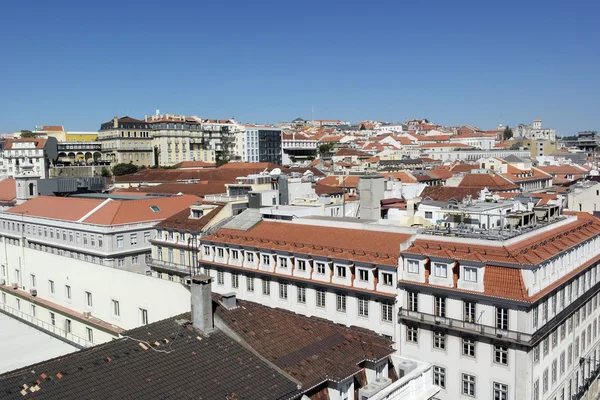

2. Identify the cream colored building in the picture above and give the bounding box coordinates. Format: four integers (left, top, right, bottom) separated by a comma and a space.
98, 117, 154, 167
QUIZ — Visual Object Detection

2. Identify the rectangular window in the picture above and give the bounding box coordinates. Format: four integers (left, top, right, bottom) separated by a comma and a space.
30, 274, 36, 288
117, 236, 124, 248
543, 337, 549, 356
552, 359, 557, 383
316, 289, 326, 308
464, 301, 476, 323
65, 285, 71, 300
279, 257, 286, 268
568, 344, 573, 366
534, 344, 540, 364
358, 297, 369, 317
132, 255, 139, 265
462, 373, 476, 397
463, 338, 476, 357
433, 331, 446, 349
434, 263, 447, 278
533, 307, 538, 329
86, 328, 93, 342
358, 269, 369, 281
49, 280, 55, 294
425, 211, 433, 219
90, 235, 95, 246
86, 291, 92, 307
112, 300, 120, 317
493, 382, 508, 400
297, 260, 306, 271
261, 255, 270, 265
118, 258, 125, 267
336, 293, 347, 312
406, 326, 418, 343
433, 366, 446, 389
533, 380, 539, 400
262, 279, 271, 296
382, 272, 393, 286
382, 301, 393, 322
496, 307, 508, 330
407, 260, 419, 274
30, 304, 36, 317
337, 266, 346, 278
494, 345, 508, 365
217, 248, 224, 258
560, 351, 565, 375
217, 271, 224, 285
143, 232, 150, 244
246, 252, 254, 262
543, 368, 548, 393
204, 246, 210, 256
297, 286, 306, 304
65, 319, 72, 333
231, 273, 239, 289
246, 276, 254, 292
130, 234, 137, 245
50, 312, 55, 326
98, 236, 103, 247
552, 331, 558, 349
140, 308, 148, 325
434, 296, 446, 317
83, 234, 88, 245
279, 282, 288, 299
464, 266, 477, 282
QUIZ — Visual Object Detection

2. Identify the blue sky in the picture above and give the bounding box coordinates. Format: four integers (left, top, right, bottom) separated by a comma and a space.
0, 0, 598, 135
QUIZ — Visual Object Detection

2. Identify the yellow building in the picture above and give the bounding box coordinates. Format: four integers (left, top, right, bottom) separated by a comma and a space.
510, 139, 557, 157
65, 131, 98, 143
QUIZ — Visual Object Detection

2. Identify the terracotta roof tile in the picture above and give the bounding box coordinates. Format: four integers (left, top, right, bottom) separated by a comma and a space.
420, 186, 481, 202
203, 221, 411, 267
458, 173, 519, 191
0, 178, 16, 203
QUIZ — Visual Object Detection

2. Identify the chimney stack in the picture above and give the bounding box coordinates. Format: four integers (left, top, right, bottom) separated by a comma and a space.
221, 292, 238, 310
190, 275, 214, 334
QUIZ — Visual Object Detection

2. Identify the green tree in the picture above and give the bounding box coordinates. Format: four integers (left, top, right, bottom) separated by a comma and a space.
112, 163, 139, 176
215, 151, 229, 167
100, 167, 112, 177
503, 126, 513, 140
318, 143, 334, 154
20, 131, 38, 138
359, 124, 366, 130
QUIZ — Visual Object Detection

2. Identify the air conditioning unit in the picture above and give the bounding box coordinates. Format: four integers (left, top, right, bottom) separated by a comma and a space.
83, 312, 92, 318
374, 377, 392, 390
396, 359, 417, 378
11, 282, 18, 289
29, 289, 37, 296
358, 383, 381, 400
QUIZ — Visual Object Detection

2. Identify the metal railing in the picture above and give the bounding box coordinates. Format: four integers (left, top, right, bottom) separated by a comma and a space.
148, 258, 194, 274
0, 302, 93, 348
398, 308, 532, 345
203, 194, 248, 203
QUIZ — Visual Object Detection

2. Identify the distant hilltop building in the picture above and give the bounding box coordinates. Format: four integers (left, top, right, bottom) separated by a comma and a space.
514, 119, 556, 142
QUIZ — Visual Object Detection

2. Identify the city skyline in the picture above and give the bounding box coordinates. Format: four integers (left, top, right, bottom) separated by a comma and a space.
0, 1, 598, 135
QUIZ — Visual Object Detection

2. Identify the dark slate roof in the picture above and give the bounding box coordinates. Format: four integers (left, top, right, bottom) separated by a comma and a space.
0, 314, 301, 400
156, 204, 224, 232
215, 297, 394, 389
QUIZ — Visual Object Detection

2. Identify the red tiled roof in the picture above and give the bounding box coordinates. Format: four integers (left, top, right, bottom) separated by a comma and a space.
317, 175, 360, 188
218, 162, 280, 169
117, 181, 228, 197
215, 296, 394, 388
504, 165, 552, 182
450, 163, 477, 173
416, 143, 472, 149
41, 125, 64, 132
381, 172, 417, 183
420, 186, 481, 202
173, 161, 216, 169
0, 178, 16, 203
6, 195, 201, 225
156, 204, 224, 232
458, 173, 519, 191
204, 221, 411, 266
3, 138, 48, 150
334, 148, 371, 157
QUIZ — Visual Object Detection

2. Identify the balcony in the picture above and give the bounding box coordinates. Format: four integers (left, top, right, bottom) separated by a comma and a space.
203, 194, 248, 203
101, 146, 153, 152
398, 308, 532, 346
58, 142, 102, 152
366, 355, 439, 400
0, 302, 93, 348
148, 257, 197, 275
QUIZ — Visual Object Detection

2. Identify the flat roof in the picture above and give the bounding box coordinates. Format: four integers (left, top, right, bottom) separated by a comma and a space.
0, 313, 77, 374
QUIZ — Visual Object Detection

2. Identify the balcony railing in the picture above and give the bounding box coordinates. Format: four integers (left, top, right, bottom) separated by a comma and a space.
148, 257, 197, 275
203, 194, 248, 203
398, 308, 532, 345
101, 146, 153, 152
0, 302, 93, 348
57, 143, 102, 151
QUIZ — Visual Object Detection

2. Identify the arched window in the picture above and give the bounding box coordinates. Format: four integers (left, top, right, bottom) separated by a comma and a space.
28, 183, 35, 196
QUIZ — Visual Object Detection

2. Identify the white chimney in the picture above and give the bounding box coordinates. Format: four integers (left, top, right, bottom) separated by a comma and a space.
190, 275, 214, 334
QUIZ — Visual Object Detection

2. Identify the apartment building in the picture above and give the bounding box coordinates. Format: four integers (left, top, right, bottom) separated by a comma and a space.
0, 194, 201, 348
235, 125, 283, 164
145, 112, 214, 166
98, 117, 154, 166
0, 137, 58, 179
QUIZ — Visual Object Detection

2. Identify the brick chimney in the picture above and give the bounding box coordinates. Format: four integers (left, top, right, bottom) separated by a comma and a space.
190, 275, 214, 334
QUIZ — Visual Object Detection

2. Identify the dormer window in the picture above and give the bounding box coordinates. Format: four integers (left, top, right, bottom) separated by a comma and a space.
464, 267, 478, 282
407, 260, 419, 274
434, 263, 447, 278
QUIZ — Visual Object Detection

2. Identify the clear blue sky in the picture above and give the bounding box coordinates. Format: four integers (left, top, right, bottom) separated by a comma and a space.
0, 0, 598, 135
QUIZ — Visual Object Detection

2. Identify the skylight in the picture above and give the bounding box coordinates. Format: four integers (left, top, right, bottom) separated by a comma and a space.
150, 205, 161, 212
